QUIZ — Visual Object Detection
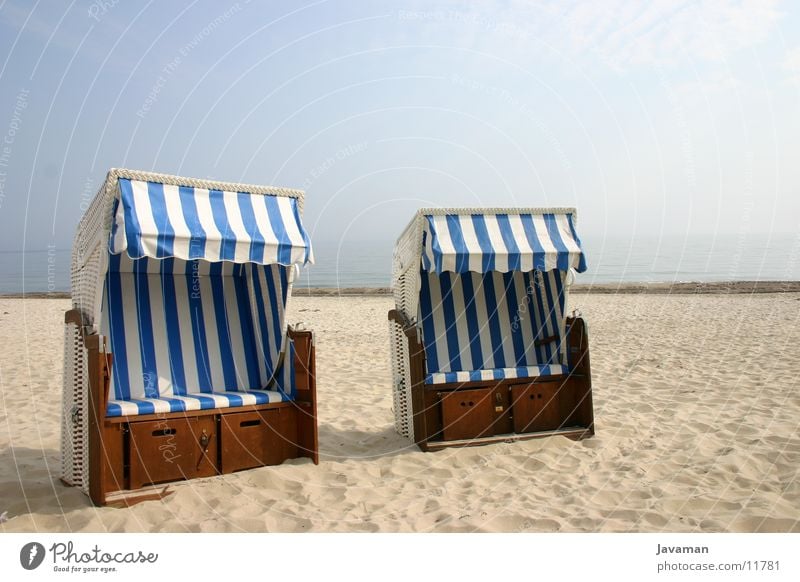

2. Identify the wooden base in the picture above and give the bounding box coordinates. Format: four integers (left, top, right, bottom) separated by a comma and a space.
70, 316, 320, 507
389, 311, 595, 452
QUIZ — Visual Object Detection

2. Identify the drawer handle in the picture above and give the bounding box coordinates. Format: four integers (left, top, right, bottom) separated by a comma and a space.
152, 428, 176, 437
240, 419, 262, 428
459, 401, 475, 407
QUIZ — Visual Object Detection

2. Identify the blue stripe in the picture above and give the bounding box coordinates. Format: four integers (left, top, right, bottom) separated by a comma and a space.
425, 217, 444, 273
133, 258, 159, 398
445, 215, 470, 273
109, 198, 121, 248
118, 178, 145, 258
460, 273, 484, 369
530, 272, 553, 364
523, 271, 545, 363
264, 265, 283, 357
146, 182, 174, 258
520, 214, 546, 272
481, 272, 505, 368
238, 191, 266, 263
501, 271, 526, 366
421, 230, 431, 272
543, 214, 570, 271
538, 272, 557, 364
178, 186, 206, 259
418, 271, 440, 373
250, 264, 275, 380
209, 262, 238, 389
209, 189, 236, 261
470, 215, 495, 272
186, 260, 212, 391
264, 196, 292, 265
160, 258, 186, 395
106, 254, 130, 400
234, 273, 260, 389
496, 215, 522, 271
438, 272, 463, 371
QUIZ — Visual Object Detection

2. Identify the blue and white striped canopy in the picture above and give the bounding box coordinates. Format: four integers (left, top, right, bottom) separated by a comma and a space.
109, 178, 313, 266
421, 211, 586, 274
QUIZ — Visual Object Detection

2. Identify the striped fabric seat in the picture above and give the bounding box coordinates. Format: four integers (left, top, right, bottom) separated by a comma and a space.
426, 364, 567, 385
418, 269, 568, 385
107, 387, 291, 418
101, 254, 295, 416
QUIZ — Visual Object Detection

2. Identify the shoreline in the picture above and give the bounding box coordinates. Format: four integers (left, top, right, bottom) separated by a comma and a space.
5, 280, 800, 299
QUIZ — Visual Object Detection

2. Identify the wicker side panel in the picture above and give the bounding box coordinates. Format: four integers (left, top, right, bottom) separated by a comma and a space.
60, 322, 85, 486
388, 318, 414, 439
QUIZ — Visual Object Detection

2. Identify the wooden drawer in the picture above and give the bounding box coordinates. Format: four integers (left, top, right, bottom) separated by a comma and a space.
510, 381, 565, 433
220, 407, 298, 473
440, 388, 494, 441
128, 416, 218, 489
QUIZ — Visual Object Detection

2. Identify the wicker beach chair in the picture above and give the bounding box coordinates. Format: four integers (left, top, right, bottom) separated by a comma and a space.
61, 169, 319, 506
388, 208, 594, 450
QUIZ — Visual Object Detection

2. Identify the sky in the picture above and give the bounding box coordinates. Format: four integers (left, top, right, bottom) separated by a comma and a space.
0, 0, 798, 253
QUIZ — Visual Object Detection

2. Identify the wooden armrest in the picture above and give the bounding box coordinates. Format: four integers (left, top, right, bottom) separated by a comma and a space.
65, 308, 86, 327
287, 326, 313, 341
388, 309, 418, 340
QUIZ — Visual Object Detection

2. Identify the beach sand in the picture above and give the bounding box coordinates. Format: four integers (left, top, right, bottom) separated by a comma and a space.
1, 292, 798, 532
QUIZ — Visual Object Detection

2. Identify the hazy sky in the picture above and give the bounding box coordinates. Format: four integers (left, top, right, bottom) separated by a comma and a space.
1, 0, 798, 252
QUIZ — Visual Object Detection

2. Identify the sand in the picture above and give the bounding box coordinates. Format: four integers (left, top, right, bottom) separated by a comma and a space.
1, 292, 798, 532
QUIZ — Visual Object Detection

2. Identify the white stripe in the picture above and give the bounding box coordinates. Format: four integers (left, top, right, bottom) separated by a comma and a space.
426, 272, 450, 372
162, 184, 193, 259
121, 273, 144, 399
148, 272, 173, 396
447, 274, 472, 370
277, 196, 306, 265
507, 215, 534, 272
224, 278, 249, 390
247, 265, 268, 385
250, 195, 280, 265
491, 272, 516, 368
555, 213, 582, 269
173, 265, 200, 393
483, 216, 509, 272
221, 190, 251, 263
511, 272, 537, 365
193, 188, 223, 261
456, 216, 483, 272
432, 215, 458, 272
112, 202, 127, 253
199, 276, 225, 391
129, 181, 159, 258
531, 214, 559, 271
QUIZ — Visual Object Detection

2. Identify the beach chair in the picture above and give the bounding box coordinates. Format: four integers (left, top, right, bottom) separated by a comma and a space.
61, 169, 319, 506
388, 208, 594, 450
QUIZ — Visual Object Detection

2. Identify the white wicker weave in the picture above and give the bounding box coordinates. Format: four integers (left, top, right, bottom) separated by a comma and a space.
388, 207, 579, 438
60, 169, 306, 491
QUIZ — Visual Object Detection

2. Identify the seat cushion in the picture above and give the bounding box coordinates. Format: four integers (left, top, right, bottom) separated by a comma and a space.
425, 364, 567, 385
106, 389, 290, 417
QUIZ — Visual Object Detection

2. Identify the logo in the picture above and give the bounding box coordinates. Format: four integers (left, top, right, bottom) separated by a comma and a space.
20, 542, 46, 570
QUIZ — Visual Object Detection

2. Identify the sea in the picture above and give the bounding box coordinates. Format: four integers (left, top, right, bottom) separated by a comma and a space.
1, 232, 798, 294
